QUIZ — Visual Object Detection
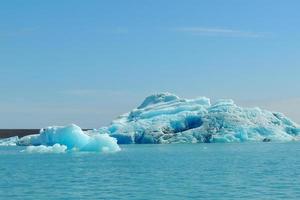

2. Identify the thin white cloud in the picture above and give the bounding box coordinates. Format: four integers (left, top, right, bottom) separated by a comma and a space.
96, 27, 129, 35
62, 89, 142, 98
175, 27, 262, 38
63, 89, 101, 96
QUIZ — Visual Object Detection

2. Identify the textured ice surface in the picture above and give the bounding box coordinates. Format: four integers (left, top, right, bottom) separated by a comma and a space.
22, 144, 67, 154
0, 136, 18, 146
107, 93, 300, 144
17, 124, 120, 153
1, 93, 300, 148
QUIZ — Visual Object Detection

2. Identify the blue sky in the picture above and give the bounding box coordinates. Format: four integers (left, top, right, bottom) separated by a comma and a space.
1, 0, 300, 128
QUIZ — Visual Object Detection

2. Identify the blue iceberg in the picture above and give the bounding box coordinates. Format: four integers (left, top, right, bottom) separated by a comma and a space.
106, 93, 300, 144
1, 92, 300, 150
18, 124, 121, 153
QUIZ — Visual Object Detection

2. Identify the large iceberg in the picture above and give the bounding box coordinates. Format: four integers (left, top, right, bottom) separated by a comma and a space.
17, 124, 120, 153
1, 93, 300, 149
106, 93, 300, 144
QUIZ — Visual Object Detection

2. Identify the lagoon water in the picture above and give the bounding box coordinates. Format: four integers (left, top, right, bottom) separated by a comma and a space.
1, 143, 300, 200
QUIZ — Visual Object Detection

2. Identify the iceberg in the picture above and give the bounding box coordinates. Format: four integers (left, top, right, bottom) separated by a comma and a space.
17, 124, 120, 153
0, 136, 19, 146
106, 93, 300, 144
1, 92, 299, 149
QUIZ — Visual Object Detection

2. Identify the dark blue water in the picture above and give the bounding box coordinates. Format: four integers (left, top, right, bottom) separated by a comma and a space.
1, 143, 300, 199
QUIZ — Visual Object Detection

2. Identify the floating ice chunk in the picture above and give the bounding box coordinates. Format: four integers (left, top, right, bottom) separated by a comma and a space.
18, 124, 120, 153
9, 93, 300, 146
22, 144, 67, 154
107, 93, 300, 144
80, 133, 121, 152
17, 124, 89, 148
0, 136, 19, 146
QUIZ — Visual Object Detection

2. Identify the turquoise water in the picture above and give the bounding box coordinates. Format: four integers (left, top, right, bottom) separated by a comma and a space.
1, 143, 300, 199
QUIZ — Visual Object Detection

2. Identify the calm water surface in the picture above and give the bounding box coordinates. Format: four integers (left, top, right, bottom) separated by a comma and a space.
1, 143, 300, 200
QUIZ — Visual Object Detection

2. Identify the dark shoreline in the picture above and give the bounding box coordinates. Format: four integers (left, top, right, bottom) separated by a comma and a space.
0, 129, 91, 139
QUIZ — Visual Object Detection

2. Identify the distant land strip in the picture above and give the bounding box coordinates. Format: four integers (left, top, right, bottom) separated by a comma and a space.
0, 129, 91, 139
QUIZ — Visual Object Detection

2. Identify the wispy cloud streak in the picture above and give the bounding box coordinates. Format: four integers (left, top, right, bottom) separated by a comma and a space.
62, 89, 138, 97
175, 27, 262, 38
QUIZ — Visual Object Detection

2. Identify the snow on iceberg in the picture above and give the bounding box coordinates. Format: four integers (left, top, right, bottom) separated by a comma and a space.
18, 124, 120, 153
107, 93, 300, 144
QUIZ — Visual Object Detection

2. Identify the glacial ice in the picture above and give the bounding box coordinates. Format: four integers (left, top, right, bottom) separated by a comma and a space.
1, 93, 300, 149
22, 144, 67, 154
0, 136, 18, 146
107, 93, 300, 144
17, 124, 121, 153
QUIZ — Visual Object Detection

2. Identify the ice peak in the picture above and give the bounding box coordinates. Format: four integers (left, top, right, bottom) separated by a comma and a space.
138, 92, 180, 109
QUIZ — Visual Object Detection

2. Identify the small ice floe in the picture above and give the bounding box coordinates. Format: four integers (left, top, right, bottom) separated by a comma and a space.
18, 124, 121, 153
0, 136, 19, 146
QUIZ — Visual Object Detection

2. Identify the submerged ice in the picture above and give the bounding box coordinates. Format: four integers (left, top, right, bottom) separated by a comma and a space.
107, 93, 300, 144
